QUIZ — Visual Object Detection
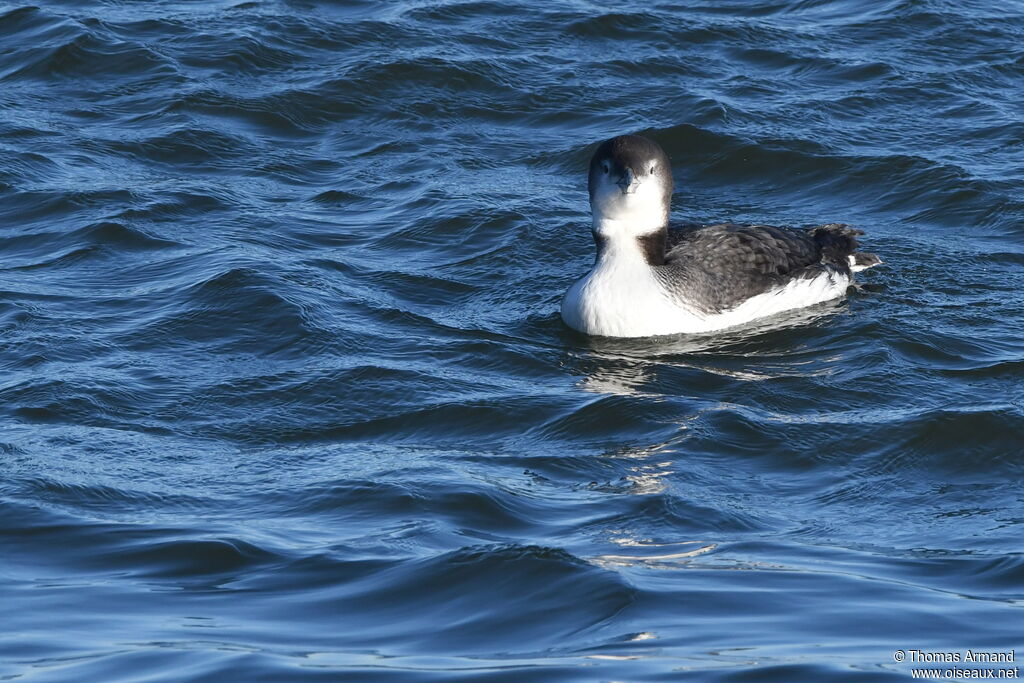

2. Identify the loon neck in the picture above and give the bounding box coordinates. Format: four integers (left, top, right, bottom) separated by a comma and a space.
592, 217, 667, 267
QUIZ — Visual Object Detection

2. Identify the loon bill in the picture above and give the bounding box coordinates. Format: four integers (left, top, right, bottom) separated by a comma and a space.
560, 134, 881, 338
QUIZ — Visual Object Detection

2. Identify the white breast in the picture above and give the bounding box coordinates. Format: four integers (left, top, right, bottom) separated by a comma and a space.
561, 237, 703, 337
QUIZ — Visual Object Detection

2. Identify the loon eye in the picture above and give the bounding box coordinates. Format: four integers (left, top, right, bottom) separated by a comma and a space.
649, 165, 656, 175
602, 162, 609, 174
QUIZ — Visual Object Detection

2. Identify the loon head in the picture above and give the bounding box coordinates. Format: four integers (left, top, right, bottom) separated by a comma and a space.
588, 134, 673, 240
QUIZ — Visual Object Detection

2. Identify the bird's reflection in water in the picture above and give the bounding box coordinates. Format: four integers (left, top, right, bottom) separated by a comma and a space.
586, 442, 719, 569
568, 301, 847, 396
569, 307, 847, 570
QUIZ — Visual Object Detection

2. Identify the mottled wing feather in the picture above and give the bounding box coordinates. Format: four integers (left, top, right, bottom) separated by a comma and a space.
661, 222, 860, 313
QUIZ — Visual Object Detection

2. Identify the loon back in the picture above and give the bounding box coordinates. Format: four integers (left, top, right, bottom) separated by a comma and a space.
660, 222, 880, 315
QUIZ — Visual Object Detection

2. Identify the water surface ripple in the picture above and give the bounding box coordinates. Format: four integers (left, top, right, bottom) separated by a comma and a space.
1, 1, 1022, 681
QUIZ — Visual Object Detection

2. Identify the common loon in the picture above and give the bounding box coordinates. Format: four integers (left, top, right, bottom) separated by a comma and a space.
561, 134, 880, 337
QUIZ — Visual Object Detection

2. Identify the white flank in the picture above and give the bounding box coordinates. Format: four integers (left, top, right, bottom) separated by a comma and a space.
848, 254, 881, 272
703, 270, 851, 332
562, 254, 851, 338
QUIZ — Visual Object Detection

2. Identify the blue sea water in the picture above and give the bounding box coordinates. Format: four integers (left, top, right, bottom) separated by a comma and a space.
1, 0, 1022, 680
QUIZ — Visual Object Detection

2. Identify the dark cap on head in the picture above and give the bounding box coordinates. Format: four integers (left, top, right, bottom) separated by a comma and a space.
588, 134, 673, 205
590, 135, 670, 174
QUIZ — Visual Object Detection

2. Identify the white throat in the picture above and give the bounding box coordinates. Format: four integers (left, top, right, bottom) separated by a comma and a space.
589, 173, 669, 241
592, 213, 665, 243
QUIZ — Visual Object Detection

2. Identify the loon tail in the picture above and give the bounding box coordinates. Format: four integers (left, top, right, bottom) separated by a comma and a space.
811, 223, 882, 272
